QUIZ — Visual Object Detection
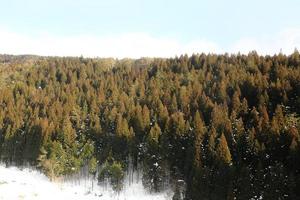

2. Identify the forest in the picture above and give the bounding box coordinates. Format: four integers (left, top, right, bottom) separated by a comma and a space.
0, 51, 300, 199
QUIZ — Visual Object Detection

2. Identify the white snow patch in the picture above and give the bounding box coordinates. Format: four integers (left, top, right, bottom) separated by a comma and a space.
0, 164, 172, 200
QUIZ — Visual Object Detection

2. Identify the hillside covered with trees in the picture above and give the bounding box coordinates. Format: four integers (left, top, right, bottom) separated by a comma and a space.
0, 52, 300, 199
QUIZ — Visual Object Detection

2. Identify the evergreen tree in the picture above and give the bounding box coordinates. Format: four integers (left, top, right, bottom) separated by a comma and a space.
216, 133, 232, 166
0, 54, 299, 199
193, 111, 205, 168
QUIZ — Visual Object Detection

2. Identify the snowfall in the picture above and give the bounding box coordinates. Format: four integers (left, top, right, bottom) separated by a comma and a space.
0, 164, 173, 200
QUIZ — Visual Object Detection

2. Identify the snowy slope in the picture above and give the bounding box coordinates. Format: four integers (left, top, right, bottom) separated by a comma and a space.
0, 165, 173, 200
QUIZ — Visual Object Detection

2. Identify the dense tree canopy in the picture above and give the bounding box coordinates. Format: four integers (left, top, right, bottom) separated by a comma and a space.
0, 52, 300, 199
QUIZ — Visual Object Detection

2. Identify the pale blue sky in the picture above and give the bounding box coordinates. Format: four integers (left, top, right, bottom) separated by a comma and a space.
0, 0, 300, 57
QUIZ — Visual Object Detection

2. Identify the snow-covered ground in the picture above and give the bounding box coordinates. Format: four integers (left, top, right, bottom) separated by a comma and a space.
0, 165, 173, 200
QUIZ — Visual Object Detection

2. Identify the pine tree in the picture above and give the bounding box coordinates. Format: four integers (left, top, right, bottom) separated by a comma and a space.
206, 127, 217, 165
171, 112, 186, 136
170, 94, 178, 113
61, 117, 76, 146
216, 133, 232, 166
149, 123, 162, 143
193, 111, 205, 168
88, 157, 97, 175
116, 114, 130, 138
231, 91, 241, 113
142, 105, 150, 130
157, 100, 169, 130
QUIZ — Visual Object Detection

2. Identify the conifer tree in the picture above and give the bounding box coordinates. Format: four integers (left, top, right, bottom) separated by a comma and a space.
216, 133, 232, 166
149, 123, 161, 144
193, 111, 205, 168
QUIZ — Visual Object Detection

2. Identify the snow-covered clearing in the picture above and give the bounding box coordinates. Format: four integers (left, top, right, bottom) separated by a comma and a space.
0, 165, 172, 200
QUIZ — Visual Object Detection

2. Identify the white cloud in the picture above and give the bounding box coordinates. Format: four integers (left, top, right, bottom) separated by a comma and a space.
0, 27, 299, 58
183, 39, 222, 55
230, 28, 300, 55
0, 30, 179, 58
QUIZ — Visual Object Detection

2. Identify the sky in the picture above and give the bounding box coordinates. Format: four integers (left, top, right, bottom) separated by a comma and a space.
0, 0, 300, 58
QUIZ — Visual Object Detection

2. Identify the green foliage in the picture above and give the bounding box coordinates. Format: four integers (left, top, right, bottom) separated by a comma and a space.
98, 161, 124, 192
88, 157, 97, 175
37, 141, 82, 178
